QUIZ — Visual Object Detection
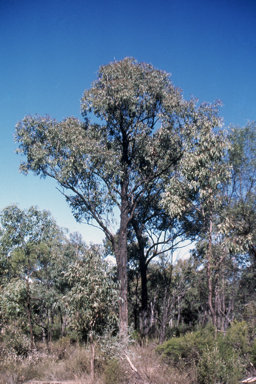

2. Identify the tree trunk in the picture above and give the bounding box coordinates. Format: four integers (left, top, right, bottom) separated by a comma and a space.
133, 273, 139, 331
116, 179, 129, 337
207, 213, 217, 331
131, 219, 149, 336
89, 332, 95, 383
159, 286, 168, 343
26, 279, 34, 349
150, 290, 157, 328
139, 247, 149, 336
61, 312, 68, 337
177, 296, 181, 327
42, 327, 46, 344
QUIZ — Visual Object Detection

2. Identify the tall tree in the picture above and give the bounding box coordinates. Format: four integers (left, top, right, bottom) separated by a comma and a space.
161, 114, 230, 328
15, 58, 225, 335
222, 122, 256, 256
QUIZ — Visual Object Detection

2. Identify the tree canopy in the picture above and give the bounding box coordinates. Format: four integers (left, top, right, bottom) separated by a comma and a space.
15, 57, 227, 335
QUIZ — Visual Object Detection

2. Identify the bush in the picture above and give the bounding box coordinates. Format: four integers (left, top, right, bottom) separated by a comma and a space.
250, 339, 256, 367
221, 320, 249, 356
197, 345, 244, 384
156, 324, 215, 365
104, 358, 122, 384
156, 322, 248, 383
1, 325, 31, 358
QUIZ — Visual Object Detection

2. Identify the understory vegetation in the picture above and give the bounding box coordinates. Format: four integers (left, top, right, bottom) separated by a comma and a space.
1, 320, 256, 383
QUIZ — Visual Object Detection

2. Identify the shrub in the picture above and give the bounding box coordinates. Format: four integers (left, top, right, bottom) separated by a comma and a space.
104, 358, 122, 384
1, 325, 31, 358
250, 339, 256, 367
222, 321, 249, 356
157, 322, 248, 383
156, 324, 215, 365
197, 345, 244, 384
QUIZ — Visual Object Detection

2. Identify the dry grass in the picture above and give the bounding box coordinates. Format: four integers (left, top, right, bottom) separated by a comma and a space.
121, 342, 195, 384
0, 338, 195, 384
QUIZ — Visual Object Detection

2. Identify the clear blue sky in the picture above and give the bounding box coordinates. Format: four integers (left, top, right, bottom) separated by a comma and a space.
0, 0, 255, 244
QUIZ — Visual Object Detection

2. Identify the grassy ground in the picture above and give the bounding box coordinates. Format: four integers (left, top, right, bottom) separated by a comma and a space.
0, 338, 192, 384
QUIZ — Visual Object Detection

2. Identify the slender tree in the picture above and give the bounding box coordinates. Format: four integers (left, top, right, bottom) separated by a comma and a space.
162, 113, 230, 328
221, 122, 256, 256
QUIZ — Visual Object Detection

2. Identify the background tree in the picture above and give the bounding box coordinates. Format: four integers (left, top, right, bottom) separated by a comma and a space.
129, 187, 198, 336
0, 205, 66, 346
221, 122, 256, 256
15, 58, 226, 335
65, 244, 118, 381
162, 113, 230, 328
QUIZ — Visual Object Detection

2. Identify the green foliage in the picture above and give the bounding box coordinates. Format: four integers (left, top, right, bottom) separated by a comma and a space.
0, 205, 81, 345
157, 322, 250, 383
197, 345, 244, 384
65, 245, 119, 339
221, 320, 249, 357
104, 358, 122, 384
250, 339, 256, 368
0, 279, 27, 321
220, 122, 256, 255
15, 58, 229, 333
156, 324, 215, 364
1, 324, 31, 357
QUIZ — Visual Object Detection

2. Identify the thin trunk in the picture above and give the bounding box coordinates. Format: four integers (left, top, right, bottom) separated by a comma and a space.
26, 278, 34, 349
42, 327, 46, 344
221, 275, 225, 331
50, 309, 54, 340
177, 296, 181, 327
207, 214, 216, 329
134, 273, 139, 331
89, 332, 95, 383
61, 312, 68, 337
47, 308, 50, 345
215, 288, 220, 330
159, 287, 168, 343
139, 248, 149, 336
131, 219, 149, 337
150, 289, 158, 327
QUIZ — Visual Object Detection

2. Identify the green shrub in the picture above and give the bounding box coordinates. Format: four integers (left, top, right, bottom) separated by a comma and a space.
104, 358, 122, 384
2, 325, 31, 357
250, 339, 256, 367
223, 321, 249, 355
156, 322, 248, 383
197, 345, 244, 384
156, 324, 215, 365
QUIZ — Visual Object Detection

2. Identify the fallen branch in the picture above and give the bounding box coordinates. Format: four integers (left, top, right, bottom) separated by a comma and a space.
125, 353, 138, 372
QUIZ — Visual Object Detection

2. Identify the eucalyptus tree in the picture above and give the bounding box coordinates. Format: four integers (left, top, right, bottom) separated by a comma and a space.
223, 122, 256, 256
65, 244, 118, 338
15, 58, 226, 335
129, 183, 200, 335
65, 244, 118, 381
161, 113, 230, 328
0, 205, 62, 346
